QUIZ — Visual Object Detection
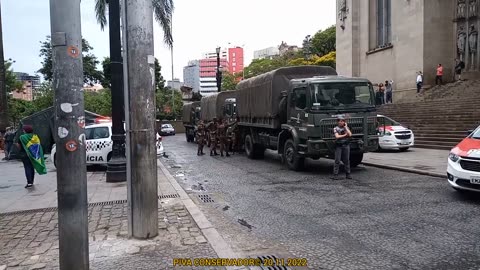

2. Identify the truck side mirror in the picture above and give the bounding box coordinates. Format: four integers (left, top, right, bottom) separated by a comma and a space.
281, 91, 288, 97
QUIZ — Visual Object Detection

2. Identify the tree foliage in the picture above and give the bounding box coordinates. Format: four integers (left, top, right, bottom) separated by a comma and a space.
155, 58, 165, 91
221, 72, 242, 91
156, 88, 183, 120
84, 89, 112, 116
5, 60, 23, 92
311, 25, 336, 57
38, 36, 104, 84
100, 57, 111, 88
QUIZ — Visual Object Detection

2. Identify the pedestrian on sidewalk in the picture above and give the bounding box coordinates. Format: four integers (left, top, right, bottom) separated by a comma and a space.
416, 71, 423, 94
3, 127, 15, 160
435, 64, 443, 85
455, 58, 465, 81
16, 125, 47, 188
385, 80, 393, 103
331, 116, 352, 180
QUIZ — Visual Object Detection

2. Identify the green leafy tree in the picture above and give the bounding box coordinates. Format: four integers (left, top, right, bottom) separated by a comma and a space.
33, 82, 54, 111
5, 60, 23, 92
7, 98, 37, 128
221, 72, 242, 91
100, 57, 111, 88
84, 89, 112, 116
38, 36, 104, 84
155, 58, 165, 91
95, 0, 174, 47
311, 25, 336, 57
156, 87, 183, 120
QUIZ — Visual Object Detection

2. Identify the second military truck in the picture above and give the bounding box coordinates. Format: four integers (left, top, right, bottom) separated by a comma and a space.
235, 66, 379, 171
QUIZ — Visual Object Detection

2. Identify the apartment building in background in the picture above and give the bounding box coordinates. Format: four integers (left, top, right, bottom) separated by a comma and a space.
183, 60, 200, 93
253, 46, 280, 60
228, 47, 244, 74
10, 72, 41, 101
167, 79, 184, 90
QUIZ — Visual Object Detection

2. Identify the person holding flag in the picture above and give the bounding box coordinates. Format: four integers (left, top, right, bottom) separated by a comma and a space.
16, 125, 47, 188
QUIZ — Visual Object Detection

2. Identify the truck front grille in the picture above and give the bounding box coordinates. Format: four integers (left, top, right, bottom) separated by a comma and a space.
321, 116, 377, 139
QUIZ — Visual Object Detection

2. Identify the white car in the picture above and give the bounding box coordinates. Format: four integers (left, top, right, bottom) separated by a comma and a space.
160, 124, 175, 136
447, 125, 480, 192
377, 115, 415, 151
51, 122, 164, 167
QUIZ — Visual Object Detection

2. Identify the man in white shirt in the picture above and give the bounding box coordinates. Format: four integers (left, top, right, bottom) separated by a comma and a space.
416, 71, 423, 94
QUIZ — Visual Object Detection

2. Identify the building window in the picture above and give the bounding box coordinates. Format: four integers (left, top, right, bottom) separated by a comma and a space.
376, 0, 391, 47
233, 53, 236, 57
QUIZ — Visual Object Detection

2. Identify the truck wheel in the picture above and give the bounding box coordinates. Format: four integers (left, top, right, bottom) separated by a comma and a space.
350, 153, 363, 168
244, 134, 256, 159
283, 139, 304, 171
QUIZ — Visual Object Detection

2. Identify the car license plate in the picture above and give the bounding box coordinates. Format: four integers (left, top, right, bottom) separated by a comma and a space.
400, 141, 410, 145
470, 177, 480, 184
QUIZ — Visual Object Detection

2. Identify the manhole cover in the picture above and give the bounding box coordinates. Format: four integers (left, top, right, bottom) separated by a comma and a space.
198, 194, 214, 203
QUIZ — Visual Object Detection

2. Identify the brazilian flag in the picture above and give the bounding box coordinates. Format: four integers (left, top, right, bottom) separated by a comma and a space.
19, 133, 47, 175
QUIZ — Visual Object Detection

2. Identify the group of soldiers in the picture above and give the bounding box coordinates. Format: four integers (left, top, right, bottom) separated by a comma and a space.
195, 116, 239, 157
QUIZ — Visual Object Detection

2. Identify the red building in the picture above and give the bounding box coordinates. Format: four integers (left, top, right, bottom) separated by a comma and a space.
199, 58, 229, 77
228, 47, 244, 74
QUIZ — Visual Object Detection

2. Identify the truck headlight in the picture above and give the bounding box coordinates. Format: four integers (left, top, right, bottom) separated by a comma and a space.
449, 153, 460, 162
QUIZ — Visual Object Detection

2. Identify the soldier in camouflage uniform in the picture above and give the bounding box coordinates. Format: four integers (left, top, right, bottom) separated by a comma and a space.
226, 116, 240, 154
196, 120, 206, 156
208, 118, 219, 156
217, 118, 230, 157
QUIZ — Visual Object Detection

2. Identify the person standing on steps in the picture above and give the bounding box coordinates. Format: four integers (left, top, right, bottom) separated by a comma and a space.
385, 80, 393, 104
436, 64, 443, 85
331, 116, 352, 180
455, 58, 465, 81
416, 71, 423, 94
16, 125, 47, 188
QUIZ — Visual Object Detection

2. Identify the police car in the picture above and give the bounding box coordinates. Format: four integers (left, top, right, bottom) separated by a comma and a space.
377, 115, 415, 151
447, 125, 480, 192
51, 122, 164, 167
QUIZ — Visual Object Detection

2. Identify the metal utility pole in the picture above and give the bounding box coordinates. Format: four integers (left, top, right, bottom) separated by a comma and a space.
49, 0, 88, 269
216, 47, 222, 92
106, 0, 127, 183
0, 1, 8, 133
170, 15, 175, 120
122, 0, 158, 239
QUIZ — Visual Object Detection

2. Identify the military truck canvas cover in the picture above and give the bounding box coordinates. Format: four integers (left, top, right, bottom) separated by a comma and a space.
200, 91, 236, 122
182, 101, 200, 124
235, 66, 337, 129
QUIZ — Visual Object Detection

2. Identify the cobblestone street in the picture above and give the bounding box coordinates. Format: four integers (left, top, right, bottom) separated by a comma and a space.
0, 201, 219, 269
159, 135, 480, 270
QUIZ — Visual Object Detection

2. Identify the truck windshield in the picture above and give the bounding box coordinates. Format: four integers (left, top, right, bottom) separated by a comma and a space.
310, 82, 375, 110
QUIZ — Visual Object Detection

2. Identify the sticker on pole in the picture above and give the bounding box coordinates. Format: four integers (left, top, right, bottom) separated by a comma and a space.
65, 140, 78, 152
67, 45, 80, 58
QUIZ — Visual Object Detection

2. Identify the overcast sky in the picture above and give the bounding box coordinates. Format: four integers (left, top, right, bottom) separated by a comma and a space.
3, 0, 335, 82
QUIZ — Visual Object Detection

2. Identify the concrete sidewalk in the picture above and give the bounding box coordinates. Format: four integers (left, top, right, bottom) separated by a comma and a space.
0, 154, 245, 270
363, 148, 448, 178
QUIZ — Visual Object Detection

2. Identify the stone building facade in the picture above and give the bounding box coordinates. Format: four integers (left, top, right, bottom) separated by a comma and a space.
336, 0, 475, 99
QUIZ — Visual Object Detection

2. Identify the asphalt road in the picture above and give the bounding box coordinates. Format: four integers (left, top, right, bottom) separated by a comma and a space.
160, 134, 480, 270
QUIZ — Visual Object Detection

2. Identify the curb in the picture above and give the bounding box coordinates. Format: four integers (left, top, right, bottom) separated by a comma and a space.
362, 162, 445, 178
157, 160, 248, 270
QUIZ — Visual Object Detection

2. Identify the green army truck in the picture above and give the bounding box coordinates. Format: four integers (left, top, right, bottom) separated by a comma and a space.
200, 91, 237, 147
182, 101, 201, 142
236, 66, 379, 171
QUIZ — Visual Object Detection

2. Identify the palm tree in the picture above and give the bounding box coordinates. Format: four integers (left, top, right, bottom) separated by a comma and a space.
95, 0, 174, 47
0, 0, 8, 133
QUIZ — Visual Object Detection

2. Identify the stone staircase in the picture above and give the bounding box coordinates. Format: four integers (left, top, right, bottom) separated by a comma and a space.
378, 80, 480, 150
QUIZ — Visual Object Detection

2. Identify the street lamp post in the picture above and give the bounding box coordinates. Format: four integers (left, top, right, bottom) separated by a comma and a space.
106, 0, 126, 183
216, 47, 222, 92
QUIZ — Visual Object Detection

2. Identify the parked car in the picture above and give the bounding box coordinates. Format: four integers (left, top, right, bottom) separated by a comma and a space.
447, 125, 480, 192
160, 124, 175, 136
377, 115, 415, 151
51, 122, 164, 167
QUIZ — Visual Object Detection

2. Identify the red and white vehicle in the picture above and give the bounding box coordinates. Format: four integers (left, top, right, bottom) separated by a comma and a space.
377, 115, 415, 151
447, 125, 480, 192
